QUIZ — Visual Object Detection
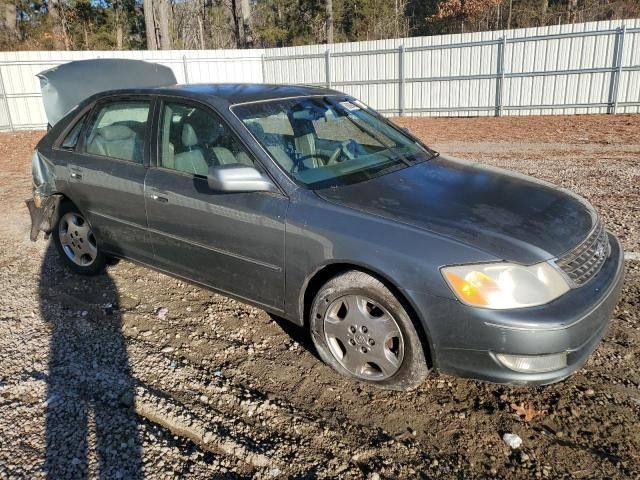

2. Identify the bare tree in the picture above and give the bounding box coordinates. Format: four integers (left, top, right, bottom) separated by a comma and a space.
173, 0, 202, 49
567, 0, 578, 22
143, 0, 157, 49
47, 0, 70, 50
230, 0, 241, 47
114, 0, 124, 49
209, 2, 236, 49
197, 16, 204, 48
157, 0, 171, 49
240, 0, 251, 45
326, 0, 334, 43
2, 1, 16, 34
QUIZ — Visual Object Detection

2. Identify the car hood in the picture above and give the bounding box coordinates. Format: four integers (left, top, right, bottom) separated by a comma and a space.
37, 59, 177, 126
316, 155, 597, 264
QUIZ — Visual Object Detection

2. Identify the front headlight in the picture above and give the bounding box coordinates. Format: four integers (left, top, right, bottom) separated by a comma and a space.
441, 262, 570, 309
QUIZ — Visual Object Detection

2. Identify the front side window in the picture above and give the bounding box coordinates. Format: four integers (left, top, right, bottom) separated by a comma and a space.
159, 101, 254, 176
84, 100, 150, 163
233, 97, 436, 189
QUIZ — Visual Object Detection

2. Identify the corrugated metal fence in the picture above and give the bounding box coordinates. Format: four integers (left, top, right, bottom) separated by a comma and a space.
1, 18, 639, 131
0, 49, 264, 130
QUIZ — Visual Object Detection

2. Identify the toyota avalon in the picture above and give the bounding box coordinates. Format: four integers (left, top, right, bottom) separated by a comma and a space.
28, 60, 625, 390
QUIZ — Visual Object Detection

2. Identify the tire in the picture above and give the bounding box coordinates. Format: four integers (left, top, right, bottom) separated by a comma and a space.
309, 270, 429, 390
53, 201, 106, 275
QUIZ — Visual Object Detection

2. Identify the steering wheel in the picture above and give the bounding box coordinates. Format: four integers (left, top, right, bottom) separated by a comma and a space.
327, 140, 358, 165
290, 153, 329, 173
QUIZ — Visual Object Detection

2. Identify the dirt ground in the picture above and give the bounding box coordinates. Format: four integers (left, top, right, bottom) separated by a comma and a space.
0, 114, 639, 479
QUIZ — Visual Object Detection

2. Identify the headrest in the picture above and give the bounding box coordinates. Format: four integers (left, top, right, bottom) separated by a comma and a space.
100, 124, 135, 141
182, 124, 199, 147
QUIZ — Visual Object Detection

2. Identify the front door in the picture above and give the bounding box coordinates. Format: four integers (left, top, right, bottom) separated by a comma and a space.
62, 97, 153, 261
144, 99, 288, 310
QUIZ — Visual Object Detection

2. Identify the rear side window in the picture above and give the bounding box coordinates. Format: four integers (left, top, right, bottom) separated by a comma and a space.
60, 114, 87, 150
84, 100, 150, 163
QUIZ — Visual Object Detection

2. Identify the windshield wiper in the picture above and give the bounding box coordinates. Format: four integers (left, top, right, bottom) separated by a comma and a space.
404, 150, 440, 163
366, 163, 409, 182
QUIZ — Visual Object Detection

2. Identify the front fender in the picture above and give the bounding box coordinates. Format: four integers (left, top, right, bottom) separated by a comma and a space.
283, 190, 499, 324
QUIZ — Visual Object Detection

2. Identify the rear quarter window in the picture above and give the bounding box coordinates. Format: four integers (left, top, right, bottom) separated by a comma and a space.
59, 114, 88, 150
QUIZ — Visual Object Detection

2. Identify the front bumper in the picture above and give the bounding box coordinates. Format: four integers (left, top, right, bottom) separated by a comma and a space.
407, 232, 626, 385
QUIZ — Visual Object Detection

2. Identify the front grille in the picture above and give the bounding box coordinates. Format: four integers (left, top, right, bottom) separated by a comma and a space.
555, 221, 610, 286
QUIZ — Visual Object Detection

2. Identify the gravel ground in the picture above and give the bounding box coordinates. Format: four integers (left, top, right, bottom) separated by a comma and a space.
0, 114, 639, 479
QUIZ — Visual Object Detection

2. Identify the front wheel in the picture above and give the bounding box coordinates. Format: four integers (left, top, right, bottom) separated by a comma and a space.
53, 202, 106, 275
309, 271, 429, 390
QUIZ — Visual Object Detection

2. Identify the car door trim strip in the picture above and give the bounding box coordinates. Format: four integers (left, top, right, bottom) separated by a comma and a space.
89, 210, 282, 272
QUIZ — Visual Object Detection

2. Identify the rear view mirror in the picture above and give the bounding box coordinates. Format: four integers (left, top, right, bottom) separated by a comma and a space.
207, 164, 278, 193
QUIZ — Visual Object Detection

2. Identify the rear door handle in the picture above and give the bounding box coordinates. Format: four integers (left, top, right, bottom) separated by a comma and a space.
69, 165, 83, 181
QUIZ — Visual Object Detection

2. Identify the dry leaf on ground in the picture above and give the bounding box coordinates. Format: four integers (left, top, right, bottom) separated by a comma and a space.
510, 402, 547, 422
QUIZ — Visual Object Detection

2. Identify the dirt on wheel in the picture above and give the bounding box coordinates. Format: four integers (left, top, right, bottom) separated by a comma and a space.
0, 114, 639, 479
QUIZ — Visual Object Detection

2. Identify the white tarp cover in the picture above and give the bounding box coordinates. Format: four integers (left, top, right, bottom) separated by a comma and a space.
37, 59, 177, 126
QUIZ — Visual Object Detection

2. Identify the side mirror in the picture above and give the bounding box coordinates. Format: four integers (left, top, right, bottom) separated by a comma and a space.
207, 164, 277, 193
400, 127, 410, 134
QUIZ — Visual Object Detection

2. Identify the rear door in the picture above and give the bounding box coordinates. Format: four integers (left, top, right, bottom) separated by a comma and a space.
61, 96, 154, 261
144, 98, 288, 310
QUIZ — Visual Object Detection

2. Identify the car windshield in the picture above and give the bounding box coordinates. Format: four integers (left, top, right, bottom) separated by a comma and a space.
232, 96, 437, 189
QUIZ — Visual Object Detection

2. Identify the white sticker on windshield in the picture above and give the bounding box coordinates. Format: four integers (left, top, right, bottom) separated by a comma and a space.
339, 101, 360, 111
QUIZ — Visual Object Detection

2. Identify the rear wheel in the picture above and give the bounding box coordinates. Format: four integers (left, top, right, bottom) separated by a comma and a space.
310, 270, 429, 390
53, 202, 106, 275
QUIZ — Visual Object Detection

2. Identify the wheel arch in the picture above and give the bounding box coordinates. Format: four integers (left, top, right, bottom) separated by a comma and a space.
40, 191, 95, 242
53, 191, 94, 224
54, 191, 79, 209
300, 262, 435, 368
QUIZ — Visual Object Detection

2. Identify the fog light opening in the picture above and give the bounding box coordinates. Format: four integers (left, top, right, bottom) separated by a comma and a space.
494, 352, 567, 373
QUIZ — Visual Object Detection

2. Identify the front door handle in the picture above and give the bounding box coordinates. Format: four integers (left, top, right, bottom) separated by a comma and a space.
151, 194, 169, 203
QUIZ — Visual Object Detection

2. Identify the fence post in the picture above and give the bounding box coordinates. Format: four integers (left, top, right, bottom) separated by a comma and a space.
261, 53, 267, 84
325, 48, 332, 88
608, 25, 626, 114
494, 36, 506, 117
398, 44, 405, 116
182, 55, 190, 84
0, 66, 14, 132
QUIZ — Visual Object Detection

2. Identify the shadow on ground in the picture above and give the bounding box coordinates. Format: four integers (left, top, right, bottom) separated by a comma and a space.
40, 242, 142, 478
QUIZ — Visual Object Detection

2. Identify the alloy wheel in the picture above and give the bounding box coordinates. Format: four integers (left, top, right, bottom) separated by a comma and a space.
323, 295, 404, 380
58, 212, 98, 266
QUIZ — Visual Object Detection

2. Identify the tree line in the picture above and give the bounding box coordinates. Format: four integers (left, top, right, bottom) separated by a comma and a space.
1, 0, 638, 51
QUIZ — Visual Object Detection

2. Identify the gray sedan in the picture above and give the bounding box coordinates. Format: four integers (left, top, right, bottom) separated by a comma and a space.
29, 62, 624, 390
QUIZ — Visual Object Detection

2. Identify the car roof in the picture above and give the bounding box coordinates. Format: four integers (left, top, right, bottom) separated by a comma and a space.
96, 83, 343, 106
